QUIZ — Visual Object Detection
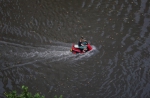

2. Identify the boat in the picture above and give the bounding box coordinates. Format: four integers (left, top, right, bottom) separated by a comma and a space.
70, 44, 92, 54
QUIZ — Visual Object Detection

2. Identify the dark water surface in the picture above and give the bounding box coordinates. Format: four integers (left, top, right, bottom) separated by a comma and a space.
0, 0, 150, 98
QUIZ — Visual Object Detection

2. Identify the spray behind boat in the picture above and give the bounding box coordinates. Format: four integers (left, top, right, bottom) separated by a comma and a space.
0, 40, 98, 70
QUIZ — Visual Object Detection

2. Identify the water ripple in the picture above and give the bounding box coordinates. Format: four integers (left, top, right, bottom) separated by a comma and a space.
1, 0, 150, 98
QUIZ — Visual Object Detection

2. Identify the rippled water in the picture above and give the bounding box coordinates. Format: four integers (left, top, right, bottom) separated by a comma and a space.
0, 0, 150, 98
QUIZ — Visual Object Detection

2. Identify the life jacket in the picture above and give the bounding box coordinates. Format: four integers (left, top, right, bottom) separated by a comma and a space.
82, 41, 88, 45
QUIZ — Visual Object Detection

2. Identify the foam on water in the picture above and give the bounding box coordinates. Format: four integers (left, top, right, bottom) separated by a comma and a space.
0, 41, 98, 70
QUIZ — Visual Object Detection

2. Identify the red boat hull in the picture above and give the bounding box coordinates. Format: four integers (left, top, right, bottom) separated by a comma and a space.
70, 44, 92, 54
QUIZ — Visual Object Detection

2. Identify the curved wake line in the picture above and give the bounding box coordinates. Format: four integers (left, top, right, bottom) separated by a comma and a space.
1, 43, 98, 70
0, 40, 34, 48
1, 52, 72, 71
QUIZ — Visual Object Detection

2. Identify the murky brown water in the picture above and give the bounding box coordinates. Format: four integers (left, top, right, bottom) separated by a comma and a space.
0, 0, 150, 98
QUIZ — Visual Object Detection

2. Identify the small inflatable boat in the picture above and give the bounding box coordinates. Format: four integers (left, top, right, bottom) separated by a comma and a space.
70, 44, 92, 54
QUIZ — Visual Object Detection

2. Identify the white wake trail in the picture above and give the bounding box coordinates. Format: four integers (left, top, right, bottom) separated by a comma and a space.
1, 41, 98, 70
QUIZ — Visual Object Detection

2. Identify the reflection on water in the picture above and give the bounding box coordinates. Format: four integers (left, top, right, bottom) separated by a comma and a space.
0, 0, 150, 98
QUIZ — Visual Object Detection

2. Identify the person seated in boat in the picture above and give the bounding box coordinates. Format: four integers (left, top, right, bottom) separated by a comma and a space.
78, 36, 88, 52
78, 36, 88, 46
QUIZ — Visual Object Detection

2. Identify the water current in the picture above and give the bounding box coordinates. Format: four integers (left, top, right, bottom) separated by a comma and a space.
0, 0, 150, 98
